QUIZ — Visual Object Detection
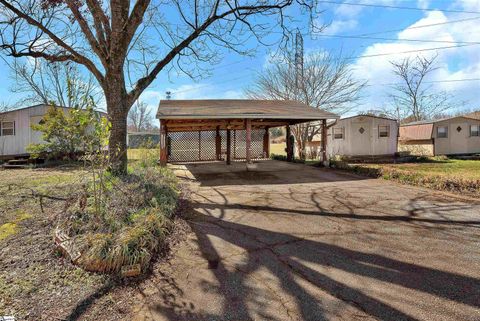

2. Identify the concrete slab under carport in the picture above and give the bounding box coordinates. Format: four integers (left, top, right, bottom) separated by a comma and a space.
134, 160, 480, 321
169, 159, 368, 186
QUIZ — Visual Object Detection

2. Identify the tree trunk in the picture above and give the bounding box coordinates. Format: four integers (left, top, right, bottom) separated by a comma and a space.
105, 75, 129, 174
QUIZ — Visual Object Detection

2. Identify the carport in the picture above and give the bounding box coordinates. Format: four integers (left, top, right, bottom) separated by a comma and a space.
156, 99, 339, 166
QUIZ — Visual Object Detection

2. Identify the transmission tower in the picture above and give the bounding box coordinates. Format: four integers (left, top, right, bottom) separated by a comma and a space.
294, 29, 304, 98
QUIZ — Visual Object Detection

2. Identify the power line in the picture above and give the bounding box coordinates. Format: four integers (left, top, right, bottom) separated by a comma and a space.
353, 16, 480, 37
318, 1, 480, 14
314, 33, 480, 45
347, 43, 478, 60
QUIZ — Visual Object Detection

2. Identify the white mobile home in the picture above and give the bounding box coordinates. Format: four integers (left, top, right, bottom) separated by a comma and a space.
327, 115, 399, 158
0, 104, 90, 159
399, 113, 480, 156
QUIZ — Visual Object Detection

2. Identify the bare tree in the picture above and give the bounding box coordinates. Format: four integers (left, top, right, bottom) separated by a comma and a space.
7, 59, 102, 109
386, 54, 457, 122
0, 0, 321, 173
128, 100, 153, 132
247, 51, 366, 159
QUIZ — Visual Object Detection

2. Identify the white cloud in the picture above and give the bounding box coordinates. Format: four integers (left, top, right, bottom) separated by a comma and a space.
351, 5, 480, 113
323, 0, 402, 35
324, 19, 358, 35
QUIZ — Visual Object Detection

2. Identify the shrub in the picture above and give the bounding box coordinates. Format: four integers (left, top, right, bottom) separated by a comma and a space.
27, 101, 109, 160
59, 165, 179, 274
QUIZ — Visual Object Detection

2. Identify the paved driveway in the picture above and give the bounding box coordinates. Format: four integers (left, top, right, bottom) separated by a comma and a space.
133, 160, 480, 321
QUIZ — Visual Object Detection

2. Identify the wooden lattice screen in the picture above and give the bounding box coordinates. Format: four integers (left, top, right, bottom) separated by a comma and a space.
167, 129, 267, 163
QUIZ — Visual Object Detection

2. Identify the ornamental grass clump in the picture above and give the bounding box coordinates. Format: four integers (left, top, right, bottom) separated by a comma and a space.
58, 165, 178, 275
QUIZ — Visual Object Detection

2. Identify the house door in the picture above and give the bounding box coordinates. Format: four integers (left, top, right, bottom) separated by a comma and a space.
350, 122, 370, 155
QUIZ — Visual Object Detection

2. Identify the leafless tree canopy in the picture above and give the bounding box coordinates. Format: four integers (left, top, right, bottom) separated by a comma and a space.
0, 0, 321, 172
246, 51, 367, 159
128, 100, 155, 132
385, 54, 458, 122
7, 59, 102, 109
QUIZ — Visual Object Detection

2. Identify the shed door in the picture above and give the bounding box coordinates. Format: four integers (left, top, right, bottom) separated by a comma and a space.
350, 122, 370, 156
450, 122, 468, 154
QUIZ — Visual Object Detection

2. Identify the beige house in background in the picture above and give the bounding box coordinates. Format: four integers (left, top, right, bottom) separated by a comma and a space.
327, 115, 399, 158
399, 112, 480, 156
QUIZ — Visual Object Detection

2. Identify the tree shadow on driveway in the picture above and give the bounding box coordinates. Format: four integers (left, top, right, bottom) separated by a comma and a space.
148, 203, 480, 321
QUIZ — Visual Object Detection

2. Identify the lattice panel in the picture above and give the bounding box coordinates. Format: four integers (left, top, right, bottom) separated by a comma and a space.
168, 129, 267, 163
233, 129, 266, 160
167, 131, 200, 162
200, 131, 217, 161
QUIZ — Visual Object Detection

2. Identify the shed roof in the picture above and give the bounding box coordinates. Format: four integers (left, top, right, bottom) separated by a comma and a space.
156, 99, 339, 120
0, 103, 107, 116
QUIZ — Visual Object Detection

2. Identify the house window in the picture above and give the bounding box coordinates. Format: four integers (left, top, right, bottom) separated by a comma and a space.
333, 127, 344, 140
379, 125, 390, 138
0, 121, 15, 136
437, 126, 448, 138
470, 125, 479, 137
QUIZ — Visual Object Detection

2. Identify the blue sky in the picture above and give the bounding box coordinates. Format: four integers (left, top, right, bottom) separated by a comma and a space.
1, 0, 479, 117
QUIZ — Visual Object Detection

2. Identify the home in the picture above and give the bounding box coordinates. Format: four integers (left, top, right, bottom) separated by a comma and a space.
0, 104, 106, 159
326, 115, 399, 158
399, 113, 480, 156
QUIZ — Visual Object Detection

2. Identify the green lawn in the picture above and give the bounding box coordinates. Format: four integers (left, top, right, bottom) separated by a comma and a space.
270, 143, 286, 156
128, 148, 158, 160
370, 158, 480, 180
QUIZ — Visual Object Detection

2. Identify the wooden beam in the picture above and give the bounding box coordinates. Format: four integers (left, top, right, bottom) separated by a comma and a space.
321, 119, 327, 164
215, 126, 221, 160
226, 129, 231, 165
286, 124, 293, 162
164, 120, 290, 132
246, 119, 252, 164
159, 120, 167, 166
263, 127, 270, 158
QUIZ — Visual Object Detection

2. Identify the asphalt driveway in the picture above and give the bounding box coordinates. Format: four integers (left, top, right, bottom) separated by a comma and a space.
133, 160, 480, 321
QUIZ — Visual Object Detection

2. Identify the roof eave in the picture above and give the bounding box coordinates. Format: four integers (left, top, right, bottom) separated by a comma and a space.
156, 114, 340, 120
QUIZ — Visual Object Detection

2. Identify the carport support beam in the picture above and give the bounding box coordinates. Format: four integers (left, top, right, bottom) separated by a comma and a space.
159, 120, 167, 166
246, 119, 252, 164
286, 125, 293, 162
321, 119, 327, 165
263, 128, 270, 158
226, 129, 231, 165
215, 126, 221, 160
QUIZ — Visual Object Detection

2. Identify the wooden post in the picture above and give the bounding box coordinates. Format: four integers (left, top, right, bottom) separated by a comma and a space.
159, 120, 167, 166
263, 127, 270, 158
215, 126, 221, 160
321, 119, 327, 164
226, 129, 231, 165
198, 131, 201, 160
286, 124, 293, 162
246, 119, 252, 164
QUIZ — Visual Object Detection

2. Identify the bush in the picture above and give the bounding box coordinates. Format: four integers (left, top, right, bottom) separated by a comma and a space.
270, 153, 305, 163
59, 165, 179, 274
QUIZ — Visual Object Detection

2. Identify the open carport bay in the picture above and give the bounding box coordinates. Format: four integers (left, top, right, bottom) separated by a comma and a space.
133, 160, 480, 321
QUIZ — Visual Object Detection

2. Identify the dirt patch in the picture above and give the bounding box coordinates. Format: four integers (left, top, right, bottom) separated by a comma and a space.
0, 166, 187, 321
